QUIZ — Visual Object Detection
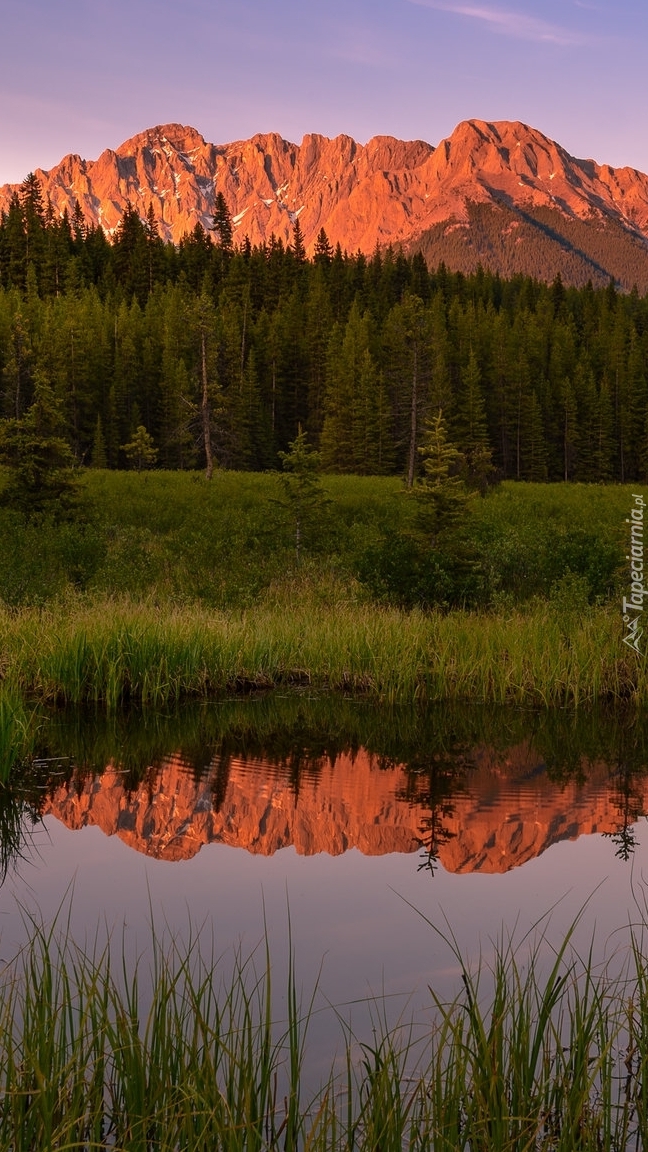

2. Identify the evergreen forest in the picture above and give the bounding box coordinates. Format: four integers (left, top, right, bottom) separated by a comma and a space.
2, 174, 648, 485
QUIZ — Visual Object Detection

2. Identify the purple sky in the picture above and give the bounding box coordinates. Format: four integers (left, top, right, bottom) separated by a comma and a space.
1, 0, 647, 185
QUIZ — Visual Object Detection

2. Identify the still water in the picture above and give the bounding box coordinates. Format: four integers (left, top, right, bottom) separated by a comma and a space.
4, 696, 648, 1075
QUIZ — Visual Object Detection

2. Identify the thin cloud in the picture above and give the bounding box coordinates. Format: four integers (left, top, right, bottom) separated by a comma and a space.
407, 1, 597, 46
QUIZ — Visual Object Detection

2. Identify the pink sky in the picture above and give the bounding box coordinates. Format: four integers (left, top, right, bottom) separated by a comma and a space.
1, 0, 647, 184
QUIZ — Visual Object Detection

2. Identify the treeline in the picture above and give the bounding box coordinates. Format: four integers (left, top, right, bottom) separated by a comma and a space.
2, 173, 648, 482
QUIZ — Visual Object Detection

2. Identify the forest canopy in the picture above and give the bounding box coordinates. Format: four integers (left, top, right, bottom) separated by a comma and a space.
1, 174, 648, 484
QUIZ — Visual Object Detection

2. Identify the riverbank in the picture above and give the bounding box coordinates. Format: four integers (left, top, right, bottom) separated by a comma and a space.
0, 589, 639, 709
0, 472, 639, 712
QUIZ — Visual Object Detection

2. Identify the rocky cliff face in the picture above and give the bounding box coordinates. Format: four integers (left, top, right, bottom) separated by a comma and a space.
41, 745, 643, 874
3, 119, 648, 264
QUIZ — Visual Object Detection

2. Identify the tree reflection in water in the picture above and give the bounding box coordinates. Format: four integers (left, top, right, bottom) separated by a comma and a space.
2, 697, 648, 876
601, 718, 648, 861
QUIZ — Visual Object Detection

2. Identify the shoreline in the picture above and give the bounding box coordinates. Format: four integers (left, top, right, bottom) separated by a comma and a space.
0, 595, 641, 709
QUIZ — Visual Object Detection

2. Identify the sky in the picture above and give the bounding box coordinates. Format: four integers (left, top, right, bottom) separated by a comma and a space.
1, 0, 647, 185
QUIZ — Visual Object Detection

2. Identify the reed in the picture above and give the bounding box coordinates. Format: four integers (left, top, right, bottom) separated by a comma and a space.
0, 591, 644, 709
0, 688, 38, 782
0, 911, 646, 1149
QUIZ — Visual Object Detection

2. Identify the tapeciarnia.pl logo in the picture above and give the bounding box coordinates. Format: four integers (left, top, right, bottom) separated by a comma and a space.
622, 493, 646, 654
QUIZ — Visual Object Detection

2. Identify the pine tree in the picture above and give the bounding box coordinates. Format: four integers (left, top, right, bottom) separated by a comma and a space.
113, 202, 149, 301
415, 410, 471, 545
352, 350, 394, 475
122, 425, 158, 471
290, 218, 307, 264
71, 199, 86, 243
520, 391, 548, 480
144, 203, 164, 293
277, 426, 329, 562
573, 359, 599, 481
0, 370, 80, 520
1, 312, 33, 420
3, 194, 27, 289
211, 192, 234, 255
592, 378, 615, 481
304, 264, 334, 439
560, 377, 579, 481
381, 293, 430, 487
320, 301, 383, 472
20, 172, 46, 273
90, 415, 108, 468
455, 349, 495, 491
313, 228, 333, 266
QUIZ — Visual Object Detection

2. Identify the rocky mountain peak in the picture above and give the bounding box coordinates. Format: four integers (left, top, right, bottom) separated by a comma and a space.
3, 119, 648, 286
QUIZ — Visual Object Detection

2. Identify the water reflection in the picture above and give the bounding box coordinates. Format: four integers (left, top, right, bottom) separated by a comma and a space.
5, 698, 648, 878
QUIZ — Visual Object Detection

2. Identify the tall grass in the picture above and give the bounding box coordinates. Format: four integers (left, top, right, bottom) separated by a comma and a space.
0, 688, 37, 782
0, 910, 648, 1149
0, 590, 642, 708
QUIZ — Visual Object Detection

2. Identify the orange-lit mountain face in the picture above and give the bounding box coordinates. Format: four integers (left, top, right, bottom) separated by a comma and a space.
41, 746, 642, 875
3, 120, 648, 286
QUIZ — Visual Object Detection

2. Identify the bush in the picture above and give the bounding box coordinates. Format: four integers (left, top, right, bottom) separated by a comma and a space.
357, 532, 486, 609
476, 523, 622, 604
0, 512, 106, 606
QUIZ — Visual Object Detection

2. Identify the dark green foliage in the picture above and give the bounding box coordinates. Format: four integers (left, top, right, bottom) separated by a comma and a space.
0, 372, 82, 521
1, 184, 648, 486
0, 469, 627, 611
90, 415, 107, 468
0, 509, 105, 604
472, 498, 624, 604
357, 532, 484, 608
277, 426, 330, 561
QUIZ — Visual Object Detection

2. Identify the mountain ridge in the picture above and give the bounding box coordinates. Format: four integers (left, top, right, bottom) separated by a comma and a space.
3, 119, 648, 287
41, 746, 635, 874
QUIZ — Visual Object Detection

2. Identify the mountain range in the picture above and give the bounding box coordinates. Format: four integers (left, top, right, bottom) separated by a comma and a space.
3, 119, 648, 288
41, 745, 636, 875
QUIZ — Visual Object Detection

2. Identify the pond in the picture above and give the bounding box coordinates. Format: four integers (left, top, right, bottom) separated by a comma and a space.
3, 696, 648, 1080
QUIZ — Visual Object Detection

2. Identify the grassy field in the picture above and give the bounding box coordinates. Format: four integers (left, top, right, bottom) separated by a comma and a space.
0, 469, 632, 607
0, 470, 642, 708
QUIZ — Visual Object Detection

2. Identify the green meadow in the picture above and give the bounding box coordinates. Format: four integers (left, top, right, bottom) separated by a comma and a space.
0, 470, 642, 709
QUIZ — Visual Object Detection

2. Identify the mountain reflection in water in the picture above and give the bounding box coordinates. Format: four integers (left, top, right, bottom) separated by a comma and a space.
9, 697, 648, 877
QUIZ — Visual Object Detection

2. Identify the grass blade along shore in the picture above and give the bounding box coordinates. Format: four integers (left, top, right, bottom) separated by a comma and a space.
0, 594, 642, 708
0, 911, 645, 1149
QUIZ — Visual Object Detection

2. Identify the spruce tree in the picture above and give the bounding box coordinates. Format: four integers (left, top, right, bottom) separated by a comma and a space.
561, 377, 579, 481
90, 415, 108, 468
20, 173, 46, 272
455, 349, 495, 491
122, 425, 158, 472
313, 228, 333, 265
277, 426, 329, 562
520, 391, 548, 480
415, 410, 471, 545
0, 370, 80, 521
290, 218, 307, 264
211, 192, 234, 255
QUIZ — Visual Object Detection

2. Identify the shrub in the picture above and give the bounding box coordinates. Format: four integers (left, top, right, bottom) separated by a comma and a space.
357, 532, 485, 609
